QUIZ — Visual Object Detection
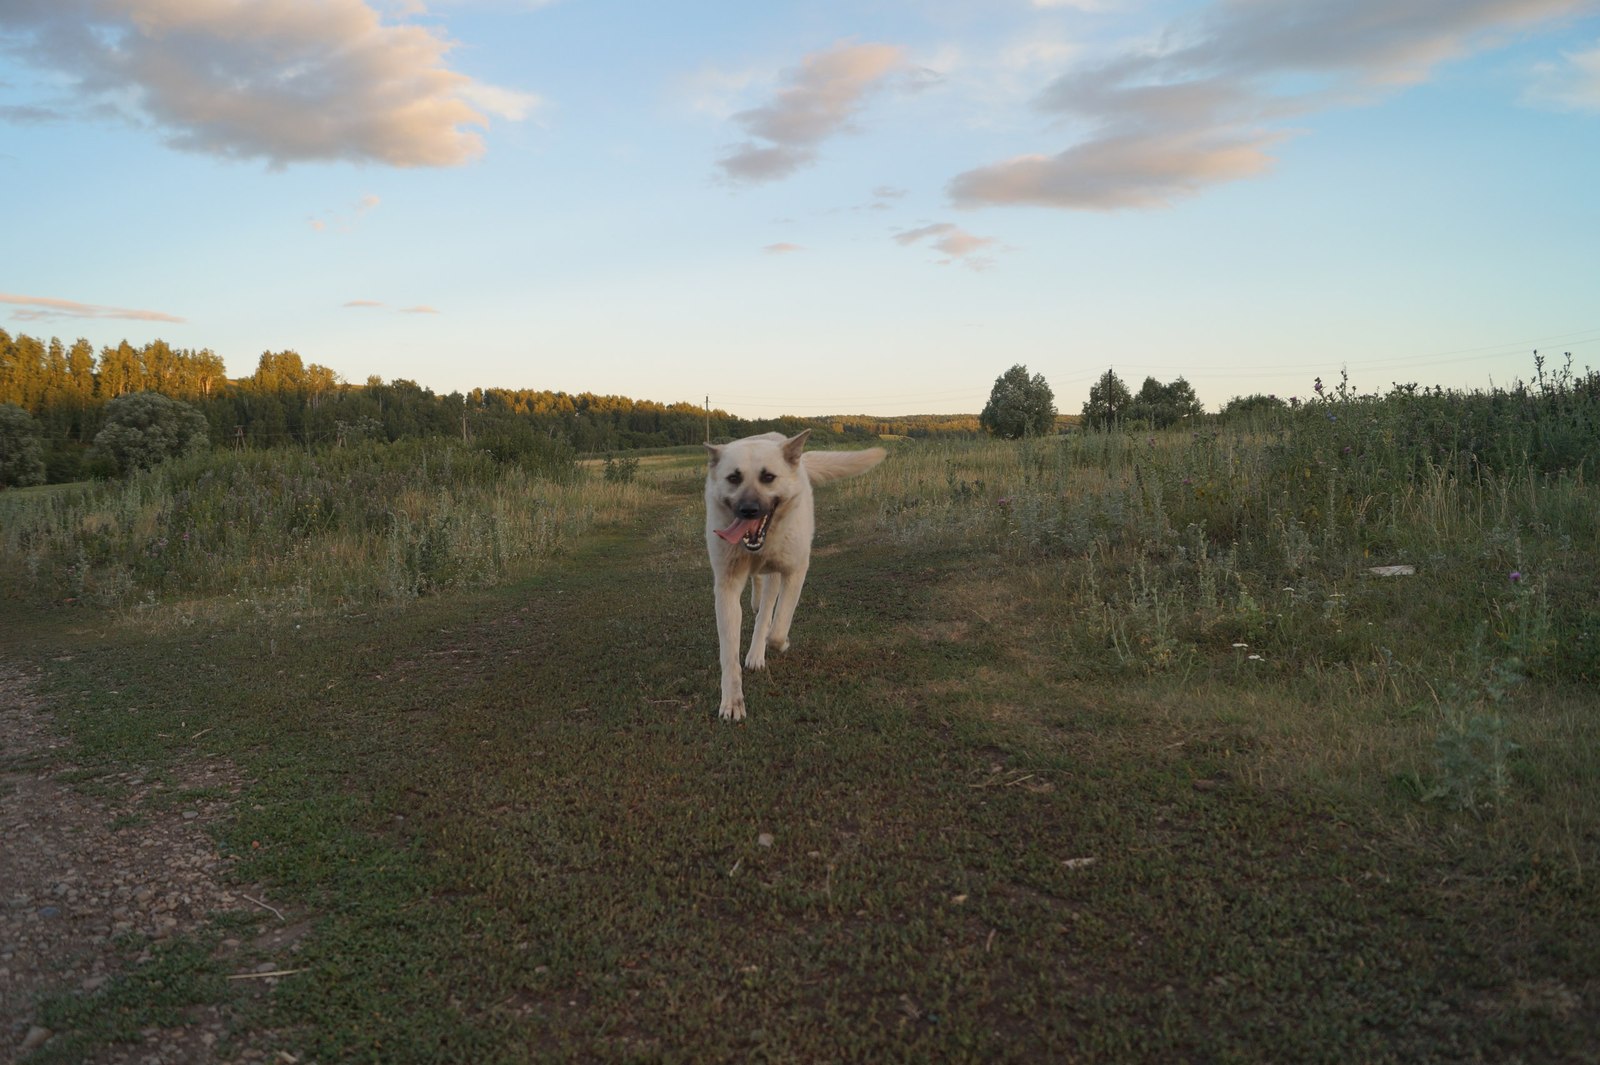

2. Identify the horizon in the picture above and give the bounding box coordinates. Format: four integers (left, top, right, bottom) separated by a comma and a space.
4, 1, 1599, 420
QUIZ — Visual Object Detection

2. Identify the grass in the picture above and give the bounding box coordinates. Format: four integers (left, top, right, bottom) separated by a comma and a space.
2, 399, 1597, 1062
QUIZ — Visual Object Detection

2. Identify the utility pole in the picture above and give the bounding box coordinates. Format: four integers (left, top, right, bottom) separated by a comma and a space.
705, 396, 710, 443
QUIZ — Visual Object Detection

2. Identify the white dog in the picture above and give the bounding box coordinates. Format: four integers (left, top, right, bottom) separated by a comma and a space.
704, 430, 886, 721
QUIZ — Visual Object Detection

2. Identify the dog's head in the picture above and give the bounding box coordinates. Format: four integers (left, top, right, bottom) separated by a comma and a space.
704, 430, 810, 552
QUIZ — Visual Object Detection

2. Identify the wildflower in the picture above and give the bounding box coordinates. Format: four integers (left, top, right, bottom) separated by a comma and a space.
1314, 377, 1324, 394
1509, 571, 1522, 583
996, 497, 1011, 507
1231, 643, 1249, 649
1182, 477, 1193, 486
1247, 654, 1264, 661
1341, 446, 1352, 455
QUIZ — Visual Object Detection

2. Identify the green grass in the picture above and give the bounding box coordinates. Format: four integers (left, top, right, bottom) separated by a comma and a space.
3, 417, 1597, 1062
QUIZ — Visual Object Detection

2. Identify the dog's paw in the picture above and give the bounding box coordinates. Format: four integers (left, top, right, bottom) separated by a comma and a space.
718, 695, 746, 722
744, 645, 767, 670
768, 636, 790, 654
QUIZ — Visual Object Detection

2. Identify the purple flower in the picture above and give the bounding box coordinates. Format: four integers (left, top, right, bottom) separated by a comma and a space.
1509, 571, 1522, 583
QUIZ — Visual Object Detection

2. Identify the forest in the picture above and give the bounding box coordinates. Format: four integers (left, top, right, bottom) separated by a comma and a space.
0, 330, 981, 483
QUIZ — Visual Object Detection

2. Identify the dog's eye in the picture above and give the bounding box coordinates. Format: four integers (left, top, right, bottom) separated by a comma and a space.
726, 471, 742, 485
758, 470, 776, 484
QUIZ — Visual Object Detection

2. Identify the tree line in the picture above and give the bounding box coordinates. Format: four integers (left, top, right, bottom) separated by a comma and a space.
0, 330, 993, 485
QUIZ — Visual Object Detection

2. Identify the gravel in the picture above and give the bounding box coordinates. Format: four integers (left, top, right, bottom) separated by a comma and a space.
1, 664, 309, 1064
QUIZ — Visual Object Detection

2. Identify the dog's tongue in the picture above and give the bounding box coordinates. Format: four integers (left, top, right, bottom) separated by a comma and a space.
715, 518, 763, 544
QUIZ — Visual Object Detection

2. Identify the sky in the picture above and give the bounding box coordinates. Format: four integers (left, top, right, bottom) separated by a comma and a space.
2, 0, 1598, 419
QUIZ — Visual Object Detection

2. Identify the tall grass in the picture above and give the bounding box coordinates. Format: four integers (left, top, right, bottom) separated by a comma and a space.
1, 439, 651, 618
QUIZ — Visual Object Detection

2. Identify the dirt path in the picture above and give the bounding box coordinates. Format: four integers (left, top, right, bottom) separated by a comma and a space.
0, 664, 302, 1064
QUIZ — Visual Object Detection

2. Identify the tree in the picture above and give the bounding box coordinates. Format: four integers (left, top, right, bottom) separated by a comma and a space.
0, 403, 47, 487
90, 392, 210, 474
1128, 375, 1205, 429
980, 364, 1057, 439
1081, 369, 1132, 429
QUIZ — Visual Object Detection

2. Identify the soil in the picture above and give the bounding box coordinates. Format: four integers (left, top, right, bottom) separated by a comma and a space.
0, 664, 307, 1064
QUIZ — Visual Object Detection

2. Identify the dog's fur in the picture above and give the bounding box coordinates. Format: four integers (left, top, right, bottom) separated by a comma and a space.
704, 430, 886, 721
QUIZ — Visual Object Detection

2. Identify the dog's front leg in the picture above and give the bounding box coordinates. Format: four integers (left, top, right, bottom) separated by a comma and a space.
715, 575, 747, 721
746, 573, 782, 670
767, 558, 809, 654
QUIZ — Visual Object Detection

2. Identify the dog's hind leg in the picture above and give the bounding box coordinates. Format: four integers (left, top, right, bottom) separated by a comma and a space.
746, 573, 782, 670
715, 576, 747, 721
766, 561, 809, 655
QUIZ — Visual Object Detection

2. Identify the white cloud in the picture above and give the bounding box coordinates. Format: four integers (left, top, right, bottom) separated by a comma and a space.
1, 292, 185, 323
763, 242, 805, 254
717, 41, 905, 184
951, 0, 1593, 209
400, 304, 441, 314
0, 0, 539, 168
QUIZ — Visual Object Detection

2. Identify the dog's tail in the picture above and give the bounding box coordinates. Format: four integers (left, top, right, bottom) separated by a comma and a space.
802, 447, 887, 486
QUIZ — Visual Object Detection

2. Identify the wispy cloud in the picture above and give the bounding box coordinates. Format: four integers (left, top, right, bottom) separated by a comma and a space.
400, 305, 441, 314
717, 41, 905, 184
763, 242, 805, 254
343, 299, 386, 308
1526, 39, 1600, 110
0, 292, 184, 323
894, 223, 1000, 270
951, 0, 1591, 210
311, 194, 383, 234
0, 0, 541, 168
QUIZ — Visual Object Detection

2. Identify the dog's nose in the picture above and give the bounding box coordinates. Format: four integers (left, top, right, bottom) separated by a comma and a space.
736, 501, 762, 519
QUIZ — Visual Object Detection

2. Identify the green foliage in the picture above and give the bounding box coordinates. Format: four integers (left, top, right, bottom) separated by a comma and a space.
1423, 629, 1523, 812
1220, 392, 1289, 418
0, 401, 47, 487
1081, 368, 1133, 429
1128, 375, 1204, 428
90, 392, 209, 475
602, 452, 640, 482
980, 363, 1057, 438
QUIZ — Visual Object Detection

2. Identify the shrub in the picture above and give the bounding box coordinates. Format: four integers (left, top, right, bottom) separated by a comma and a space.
90, 392, 210, 475
0, 403, 47, 488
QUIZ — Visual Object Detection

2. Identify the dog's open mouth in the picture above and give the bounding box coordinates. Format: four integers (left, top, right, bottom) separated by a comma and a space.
715, 510, 774, 551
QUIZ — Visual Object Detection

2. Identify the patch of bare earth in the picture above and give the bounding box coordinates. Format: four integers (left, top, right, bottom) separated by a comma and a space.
0, 663, 307, 1064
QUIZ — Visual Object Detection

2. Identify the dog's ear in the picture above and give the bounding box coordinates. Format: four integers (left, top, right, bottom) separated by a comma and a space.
781, 429, 811, 466
704, 442, 722, 467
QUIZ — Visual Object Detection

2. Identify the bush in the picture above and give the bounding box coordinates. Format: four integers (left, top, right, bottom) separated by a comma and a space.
90, 392, 209, 475
0, 403, 47, 488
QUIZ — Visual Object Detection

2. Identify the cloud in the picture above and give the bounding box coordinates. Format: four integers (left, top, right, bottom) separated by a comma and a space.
400, 305, 441, 314
894, 223, 1000, 269
0, 292, 185, 323
763, 242, 805, 254
951, 0, 1591, 210
717, 41, 905, 184
0, 0, 539, 168
311, 193, 383, 233
343, 299, 386, 308
1526, 40, 1600, 110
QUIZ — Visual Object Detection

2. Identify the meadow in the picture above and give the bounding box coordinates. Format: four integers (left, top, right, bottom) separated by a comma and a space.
1, 374, 1596, 1062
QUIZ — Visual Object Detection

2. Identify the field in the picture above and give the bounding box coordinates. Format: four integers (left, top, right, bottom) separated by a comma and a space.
1, 387, 1597, 1062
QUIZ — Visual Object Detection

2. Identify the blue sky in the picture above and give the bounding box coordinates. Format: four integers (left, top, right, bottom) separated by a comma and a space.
3, 0, 1598, 418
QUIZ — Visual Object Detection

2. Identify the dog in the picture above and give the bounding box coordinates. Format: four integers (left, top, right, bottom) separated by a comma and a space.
704, 429, 886, 721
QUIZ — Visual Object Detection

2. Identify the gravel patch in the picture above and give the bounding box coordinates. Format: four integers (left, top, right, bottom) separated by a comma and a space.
0, 663, 308, 1064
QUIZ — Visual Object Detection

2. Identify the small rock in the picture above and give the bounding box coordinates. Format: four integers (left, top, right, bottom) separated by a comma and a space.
20, 1026, 53, 1051
757, 833, 774, 848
